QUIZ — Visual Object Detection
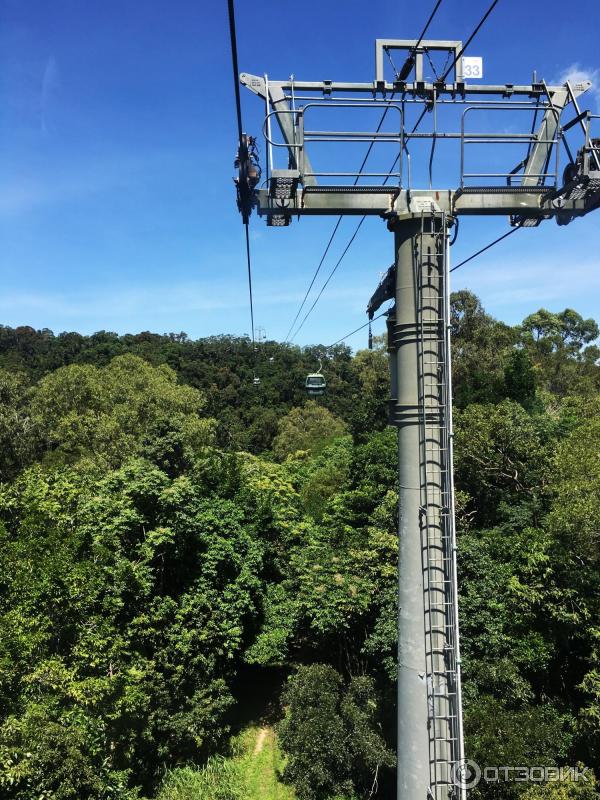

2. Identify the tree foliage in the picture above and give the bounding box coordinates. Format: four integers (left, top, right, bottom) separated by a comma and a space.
0, 295, 598, 799
29, 354, 214, 472
272, 401, 348, 461
0, 456, 266, 797
278, 665, 394, 800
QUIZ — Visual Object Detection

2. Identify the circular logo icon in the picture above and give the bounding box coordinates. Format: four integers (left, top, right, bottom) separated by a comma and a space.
453, 759, 482, 790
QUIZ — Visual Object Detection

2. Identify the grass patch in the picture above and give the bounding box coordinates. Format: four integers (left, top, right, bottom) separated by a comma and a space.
155, 727, 294, 800
155, 755, 242, 800
236, 726, 295, 800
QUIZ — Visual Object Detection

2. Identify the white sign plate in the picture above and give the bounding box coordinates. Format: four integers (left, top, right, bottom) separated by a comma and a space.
411, 197, 441, 213
462, 56, 483, 79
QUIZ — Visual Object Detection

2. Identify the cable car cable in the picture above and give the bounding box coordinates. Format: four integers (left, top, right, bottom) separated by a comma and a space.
287, 109, 427, 343
327, 309, 390, 349
450, 224, 521, 273
441, 0, 500, 82
415, 0, 444, 50
289, 1, 501, 341
284, 103, 397, 343
394, 0, 444, 80
227, 0, 244, 143
243, 225, 256, 343
304, 308, 390, 396
289, 218, 367, 343
227, 0, 258, 363
283, 0, 444, 343
284, 217, 342, 343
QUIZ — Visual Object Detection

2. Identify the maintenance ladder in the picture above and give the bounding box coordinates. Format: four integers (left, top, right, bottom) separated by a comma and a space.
414, 212, 464, 800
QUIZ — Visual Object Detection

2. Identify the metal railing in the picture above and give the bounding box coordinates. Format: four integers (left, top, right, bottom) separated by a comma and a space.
262, 101, 405, 184
260, 93, 578, 193
460, 103, 562, 188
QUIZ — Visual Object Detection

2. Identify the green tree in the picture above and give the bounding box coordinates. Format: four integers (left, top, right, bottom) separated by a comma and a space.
454, 399, 556, 527
450, 290, 518, 407
521, 309, 598, 355
246, 431, 398, 675
0, 370, 35, 481
544, 397, 600, 759
546, 396, 600, 559
348, 338, 390, 437
0, 300, 598, 798
0, 457, 264, 798
466, 697, 575, 800
29, 354, 214, 473
504, 349, 537, 408
278, 665, 393, 800
272, 401, 348, 461
520, 309, 600, 396
522, 770, 597, 800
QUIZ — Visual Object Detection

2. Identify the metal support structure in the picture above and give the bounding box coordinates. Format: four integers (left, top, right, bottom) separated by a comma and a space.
234, 35, 600, 800
388, 213, 463, 800
239, 63, 598, 224
375, 39, 464, 84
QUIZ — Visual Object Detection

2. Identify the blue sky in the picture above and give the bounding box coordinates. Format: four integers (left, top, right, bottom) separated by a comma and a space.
1, 0, 599, 348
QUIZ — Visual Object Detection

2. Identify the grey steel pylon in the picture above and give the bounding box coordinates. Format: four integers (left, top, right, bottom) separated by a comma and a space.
387, 211, 464, 800
233, 33, 600, 800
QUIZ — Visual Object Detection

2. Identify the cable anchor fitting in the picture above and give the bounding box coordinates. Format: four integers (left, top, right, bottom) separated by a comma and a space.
234, 133, 261, 223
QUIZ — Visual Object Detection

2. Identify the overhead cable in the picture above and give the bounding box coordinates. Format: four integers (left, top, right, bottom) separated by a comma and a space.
415, 0, 444, 50
327, 309, 390, 349
285, 0, 444, 342
242, 225, 256, 341
289, 218, 367, 342
441, 0, 500, 82
288, 109, 428, 342
284, 99, 399, 342
226, 0, 243, 142
450, 224, 521, 273
327, 226, 523, 348
283, 218, 343, 343
295, 0, 502, 336
395, 0, 444, 80
227, 0, 256, 347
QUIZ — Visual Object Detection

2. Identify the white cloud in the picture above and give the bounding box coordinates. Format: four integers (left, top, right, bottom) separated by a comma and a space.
40, 55, 60, 133
453, 254, 600, 324
555, 62, 600, 110
0, 279, 369, 321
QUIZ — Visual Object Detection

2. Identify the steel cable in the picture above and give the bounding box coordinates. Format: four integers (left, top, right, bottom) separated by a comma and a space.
288, 108, 427, 343
284, 0, 444, 342
441, 0, 500, 82
227, 0, 256, 349
450, 224, 521, 273
327, 309, 390, 349
283, 100, 400, 342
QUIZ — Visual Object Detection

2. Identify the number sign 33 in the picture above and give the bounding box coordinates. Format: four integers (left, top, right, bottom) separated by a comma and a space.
462, 56, 483, 79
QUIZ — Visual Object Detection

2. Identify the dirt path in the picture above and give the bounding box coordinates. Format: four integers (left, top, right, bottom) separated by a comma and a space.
253, 726, 269, 755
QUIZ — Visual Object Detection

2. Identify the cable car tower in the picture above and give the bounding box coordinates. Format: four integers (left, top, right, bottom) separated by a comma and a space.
230, 23, 600, 800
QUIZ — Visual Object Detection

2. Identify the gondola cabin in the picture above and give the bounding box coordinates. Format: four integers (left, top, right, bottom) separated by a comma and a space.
305, 373, 326, 397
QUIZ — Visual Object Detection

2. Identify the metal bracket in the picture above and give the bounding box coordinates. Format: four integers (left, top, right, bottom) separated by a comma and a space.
375, 39, 463, 84
241, 73, 317, 186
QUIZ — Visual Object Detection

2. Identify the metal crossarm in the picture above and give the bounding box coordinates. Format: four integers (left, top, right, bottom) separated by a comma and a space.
239, 41, 598, 226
